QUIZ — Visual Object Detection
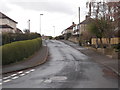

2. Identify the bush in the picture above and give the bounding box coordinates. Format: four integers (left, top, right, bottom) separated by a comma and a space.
2, 33, 41, 45
112, 43, 120, 52
2, 38, 42, 65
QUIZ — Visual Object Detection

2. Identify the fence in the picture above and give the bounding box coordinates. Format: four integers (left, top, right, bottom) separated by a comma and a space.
92, 37, 120, 45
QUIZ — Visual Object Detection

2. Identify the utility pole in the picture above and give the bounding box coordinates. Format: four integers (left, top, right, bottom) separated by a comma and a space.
79, 7, 80, 24
78, 7, 81, 45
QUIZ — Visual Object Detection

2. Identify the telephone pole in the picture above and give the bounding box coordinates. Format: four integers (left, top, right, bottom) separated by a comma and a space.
78, 7, 81, 45
79, 7, 80, 24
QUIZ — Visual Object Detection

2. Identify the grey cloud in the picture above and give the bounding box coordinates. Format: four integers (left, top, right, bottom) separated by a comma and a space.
11, 1, 74, 15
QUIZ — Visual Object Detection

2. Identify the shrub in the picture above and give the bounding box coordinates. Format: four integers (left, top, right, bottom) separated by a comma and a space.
112, 43, 120, 52
2, 38, 42, 65
2, 33, 41, 45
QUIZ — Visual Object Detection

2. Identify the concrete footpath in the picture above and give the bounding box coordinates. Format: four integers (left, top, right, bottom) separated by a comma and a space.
2, 41, 49, 74
62, 40, 119, 76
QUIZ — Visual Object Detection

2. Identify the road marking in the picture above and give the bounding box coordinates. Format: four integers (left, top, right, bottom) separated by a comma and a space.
25, 71, 31, 74
0, 79, 2, 81
11, 74, 17, 77
0, 83, 2, 85
30, 69, 35, 72
18, 71, 23, 74
19, 74, 25, 76
3, 79, 11, 83
12, 76, 19, 80
3, 76, 11, 80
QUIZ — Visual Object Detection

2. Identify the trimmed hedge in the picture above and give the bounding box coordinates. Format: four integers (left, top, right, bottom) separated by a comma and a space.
2, 33, 41, 45
2, 38, 42, 65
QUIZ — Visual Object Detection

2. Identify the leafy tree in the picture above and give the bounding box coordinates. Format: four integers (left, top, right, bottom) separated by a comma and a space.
88, 18, 110, 48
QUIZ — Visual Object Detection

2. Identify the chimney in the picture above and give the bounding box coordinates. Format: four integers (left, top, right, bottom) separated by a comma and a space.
72, 22, 75, 25
86, 15, 89, 19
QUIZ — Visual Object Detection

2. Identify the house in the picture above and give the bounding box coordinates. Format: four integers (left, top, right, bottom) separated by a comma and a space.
16, 28, 23, 33
78, 16, 94, 34
73, 24, 79, 36
0, 12, 18, 33
61, 22, 76, 40
65, 22, 76, 35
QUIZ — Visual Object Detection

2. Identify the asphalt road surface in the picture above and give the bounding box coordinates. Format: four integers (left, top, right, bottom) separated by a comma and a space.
1, 40, 118, 88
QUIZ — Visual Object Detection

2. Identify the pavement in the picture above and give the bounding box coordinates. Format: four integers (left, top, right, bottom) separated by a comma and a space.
61, 40, 119, 76
2, 40, 49, 74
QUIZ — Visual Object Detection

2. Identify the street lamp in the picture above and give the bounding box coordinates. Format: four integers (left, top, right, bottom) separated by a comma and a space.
40, 14, 43, 34
28, 19, 30, 32
53, 26, 55, 37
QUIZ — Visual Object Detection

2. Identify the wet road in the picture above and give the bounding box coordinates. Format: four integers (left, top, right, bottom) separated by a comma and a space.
2, 40, 118, 88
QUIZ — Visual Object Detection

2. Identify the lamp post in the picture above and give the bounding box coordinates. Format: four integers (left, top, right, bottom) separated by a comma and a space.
40, 14, 43, 34
28, 19, 30, 32
53, 26, 55, 37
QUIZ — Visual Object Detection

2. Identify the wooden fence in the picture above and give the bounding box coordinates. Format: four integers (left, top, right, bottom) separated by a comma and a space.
92, 37, 120, 45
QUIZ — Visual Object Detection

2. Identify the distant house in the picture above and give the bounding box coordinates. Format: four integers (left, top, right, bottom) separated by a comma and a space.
0, 12, 18, 33
78, 16, 94, 34
73, 24, 79, 36
16, 28, 23, 33
65, 22, 76, 35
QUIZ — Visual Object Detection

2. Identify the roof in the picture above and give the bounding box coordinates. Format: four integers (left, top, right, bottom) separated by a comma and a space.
0, 12, 18, 23
66, 24, 76, 30
16, 28, 22, 32
0, 25, 14, 29
78, 18, 94, 25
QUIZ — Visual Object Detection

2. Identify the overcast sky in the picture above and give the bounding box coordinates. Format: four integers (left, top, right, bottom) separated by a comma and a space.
0, 0, 90, 36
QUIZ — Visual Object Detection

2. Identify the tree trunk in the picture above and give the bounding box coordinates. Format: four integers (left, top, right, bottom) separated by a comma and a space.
108, 37, 111, 48
100, 38, 103, 48
96, 38, 99, 49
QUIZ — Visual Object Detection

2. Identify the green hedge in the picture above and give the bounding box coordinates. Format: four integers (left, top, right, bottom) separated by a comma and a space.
2, 33, 41, 45
2, 38, 42, 65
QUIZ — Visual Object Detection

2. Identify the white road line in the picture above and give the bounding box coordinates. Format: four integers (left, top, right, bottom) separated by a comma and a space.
0, 79, 2, 81
18, 71, 23, 74
25, 71, 31, 74
11, 74, 17, 77
30, 69, 35, 72
3, 79, 11, 83
3, 76, 11, 80
12, 76, 19, 80
19, 74, 25, 76
0, 83, 2, 85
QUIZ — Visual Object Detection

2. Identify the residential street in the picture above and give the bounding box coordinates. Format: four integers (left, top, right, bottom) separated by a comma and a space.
2, 40, 118, 88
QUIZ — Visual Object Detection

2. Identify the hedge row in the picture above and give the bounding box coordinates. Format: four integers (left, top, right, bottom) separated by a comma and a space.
2, 33, 41, 45
2, 38, 42, 65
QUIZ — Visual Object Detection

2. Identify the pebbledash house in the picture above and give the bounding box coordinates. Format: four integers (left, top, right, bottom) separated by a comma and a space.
0, 12, 18, 33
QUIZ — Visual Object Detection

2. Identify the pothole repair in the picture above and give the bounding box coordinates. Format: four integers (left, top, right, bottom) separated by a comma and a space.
44, 76, 67, 83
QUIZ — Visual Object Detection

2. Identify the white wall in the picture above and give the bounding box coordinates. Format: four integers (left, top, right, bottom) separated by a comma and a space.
0, 18, 17, 31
